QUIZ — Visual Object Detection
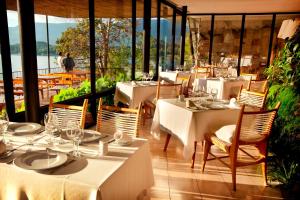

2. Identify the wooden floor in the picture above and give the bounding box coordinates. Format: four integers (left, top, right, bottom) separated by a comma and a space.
139, 120, 290, 200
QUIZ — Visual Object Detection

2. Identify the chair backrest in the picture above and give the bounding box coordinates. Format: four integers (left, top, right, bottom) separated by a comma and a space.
237, 86, 267, 109
231, 103, 280, 155
176, 75, 191, 96
195, 67, 211, 78
156, 80, 182, 100
96, 98, 142, 138
49, 96, 88, 129
247, 80, 268, 93
240, 73, 258, 81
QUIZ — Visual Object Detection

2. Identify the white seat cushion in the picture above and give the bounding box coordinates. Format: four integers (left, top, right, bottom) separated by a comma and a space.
215, 125, 236, 144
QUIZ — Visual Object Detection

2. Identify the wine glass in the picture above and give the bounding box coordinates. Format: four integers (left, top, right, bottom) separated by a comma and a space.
44, 113, 57, 145
0, 111, 9, 144
66, 120, 83, 157
210, 88, 218, 102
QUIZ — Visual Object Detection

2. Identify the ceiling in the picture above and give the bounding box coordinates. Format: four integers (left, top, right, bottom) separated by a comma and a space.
172, 0, 300, 14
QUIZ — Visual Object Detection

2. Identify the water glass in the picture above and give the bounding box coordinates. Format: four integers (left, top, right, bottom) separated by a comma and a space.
210, 88, 218, 101
44, 113, 58, 145
0, 111, 10, 144
66, 121, 83, 157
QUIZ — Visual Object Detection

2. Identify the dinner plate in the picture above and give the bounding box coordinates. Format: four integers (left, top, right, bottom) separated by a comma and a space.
14, 150, 68, 170
61, 129, 103, 143
207, 104, 226, 110
115, 139, 132, 146
9, 123, 42, 135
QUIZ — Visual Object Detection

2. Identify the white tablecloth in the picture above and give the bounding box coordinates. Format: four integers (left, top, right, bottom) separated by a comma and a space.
151, 99, 240, 159
194, 78, 247, 100
114, 81, 158, 108
0, 134, 154, 200
159, 71, 193, 82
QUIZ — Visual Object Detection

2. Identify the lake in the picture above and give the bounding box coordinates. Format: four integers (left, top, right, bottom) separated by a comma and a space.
0, 55, 58, 73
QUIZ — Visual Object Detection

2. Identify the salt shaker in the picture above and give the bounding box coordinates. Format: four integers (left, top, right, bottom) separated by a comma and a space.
99, 141, 108, 156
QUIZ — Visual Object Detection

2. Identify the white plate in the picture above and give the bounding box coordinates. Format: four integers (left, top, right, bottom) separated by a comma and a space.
207, 104, 226, 110
9, 123, 42, 135
82, 130, 103, 143
61, 129, 103, 143
115, 139, 132, 146
14, 150, 68, 170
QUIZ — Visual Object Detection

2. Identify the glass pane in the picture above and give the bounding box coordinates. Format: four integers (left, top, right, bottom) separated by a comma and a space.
159, 4, 173, 71
272, 14, 300, 63
34, 0, 91, 103
188, 15, 211, 67
95, 0, 132, 86
6, 1, 23, 113
0, 43, 4, 113
241, 15, 272, 77
149, 0, 158, 78
213, 15, 242, 68
135, 0, 144, 79
174, 13, 182, 68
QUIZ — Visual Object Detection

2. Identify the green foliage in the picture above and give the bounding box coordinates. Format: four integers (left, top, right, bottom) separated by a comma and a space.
264, 27, 300, 186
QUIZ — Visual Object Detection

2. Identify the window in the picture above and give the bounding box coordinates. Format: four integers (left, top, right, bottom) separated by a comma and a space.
241, 15, 272, 76
159, 4, 173, 71
188, 15, 211, 66
174, 13, 182, 68
212, 15, 242, 68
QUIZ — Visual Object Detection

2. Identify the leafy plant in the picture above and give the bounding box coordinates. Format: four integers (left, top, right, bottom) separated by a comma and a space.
265, 27, 300, 187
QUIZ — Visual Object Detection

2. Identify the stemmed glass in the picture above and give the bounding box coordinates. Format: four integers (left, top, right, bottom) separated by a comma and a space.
66, 120, 83, 157
44, 113, 57, 145
0, 111, 9, 144
210, 88, 218, 102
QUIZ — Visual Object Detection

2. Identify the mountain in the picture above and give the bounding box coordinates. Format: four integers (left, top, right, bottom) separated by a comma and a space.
8, 23, 76, 45
8, 19, 179, 45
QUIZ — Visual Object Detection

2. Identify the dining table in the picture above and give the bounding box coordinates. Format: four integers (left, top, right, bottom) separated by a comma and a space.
114, 81, 158, 108
0, 126, 154, 200
151, 98, 240, 159
193, 77, 248, 100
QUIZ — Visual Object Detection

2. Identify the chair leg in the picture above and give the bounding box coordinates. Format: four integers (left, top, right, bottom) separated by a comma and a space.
232, 167, 237, 191
163, 133, 171, 152
191, 141, 197, 168
201, 140, 211, 172
261, 161, 267, 186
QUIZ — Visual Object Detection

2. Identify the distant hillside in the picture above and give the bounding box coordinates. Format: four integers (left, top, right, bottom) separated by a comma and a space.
10, 41, 56, 55
8, 23, 76, 45
8, 19, 177, 45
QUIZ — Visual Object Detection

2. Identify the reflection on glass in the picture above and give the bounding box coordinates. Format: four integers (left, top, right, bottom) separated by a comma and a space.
174, 14, 182, 68
159, 4, 173, 72
241, 15, 272, 77
212, 15, 242, 68
188, 15, 211, 67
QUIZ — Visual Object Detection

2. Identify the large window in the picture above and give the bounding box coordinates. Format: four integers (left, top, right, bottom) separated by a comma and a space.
212, 15, 242, 68
33, 0, 90, 104
149, 0, 158, 76
6, 2, 23, 113
188, 15, 211, 66
241, 15, 272, 76
159, 4, 173, 71
174, 13, 182, 67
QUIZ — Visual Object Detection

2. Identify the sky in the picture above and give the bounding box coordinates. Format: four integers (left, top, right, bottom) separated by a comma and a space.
7, 10, 77, 27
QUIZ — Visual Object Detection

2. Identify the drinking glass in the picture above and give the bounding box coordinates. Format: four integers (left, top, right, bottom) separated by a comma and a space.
210, 88, 218, 101
66, 120, 83, 157
0, 111, 9, 144
44, 113, 57, 145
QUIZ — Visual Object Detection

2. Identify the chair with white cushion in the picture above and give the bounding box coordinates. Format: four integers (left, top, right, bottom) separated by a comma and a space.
201, 102, 280, 190
237, 86, 268, 110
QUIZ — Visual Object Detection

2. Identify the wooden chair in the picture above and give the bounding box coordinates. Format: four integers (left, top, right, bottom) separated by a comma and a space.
240, 73, 258, 81
96, 98, 142, 138
143, 79, 182, 124
247, 80, 268, 93
176, 75, 191, 97
237, 86, 268, 110
48, 96, 88, 129
194, 67, 211, 78
202, 103, 280, 190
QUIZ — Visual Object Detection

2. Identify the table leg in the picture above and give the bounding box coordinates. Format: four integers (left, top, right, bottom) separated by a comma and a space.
191, 141, 198, 168
163, 133, 171, 152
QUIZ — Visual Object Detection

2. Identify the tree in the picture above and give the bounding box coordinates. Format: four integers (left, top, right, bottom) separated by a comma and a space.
56, 18, 132, 76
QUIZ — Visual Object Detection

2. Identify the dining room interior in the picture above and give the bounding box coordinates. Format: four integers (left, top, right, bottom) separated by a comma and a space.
0, 0, 299, 199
